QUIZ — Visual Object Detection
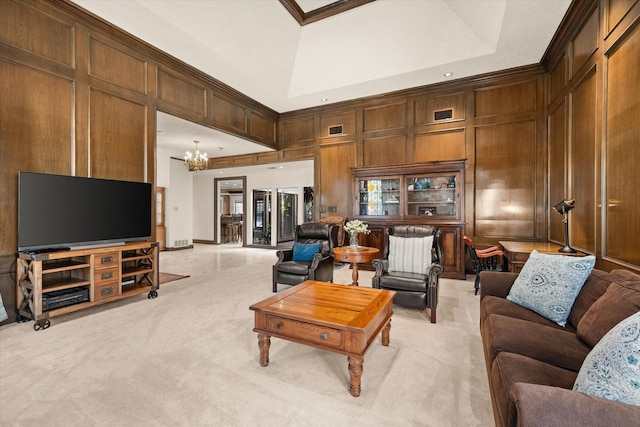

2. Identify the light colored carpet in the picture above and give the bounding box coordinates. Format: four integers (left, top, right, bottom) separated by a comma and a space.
0, 243, 494, 426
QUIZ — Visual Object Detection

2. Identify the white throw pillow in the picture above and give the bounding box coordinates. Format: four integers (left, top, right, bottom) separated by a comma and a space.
573, 311, 640, 406
506, 250, 595, 326
388, 235, 433, 275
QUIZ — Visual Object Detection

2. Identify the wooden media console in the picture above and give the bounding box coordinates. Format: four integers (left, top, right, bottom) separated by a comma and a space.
16, 242, 159, 330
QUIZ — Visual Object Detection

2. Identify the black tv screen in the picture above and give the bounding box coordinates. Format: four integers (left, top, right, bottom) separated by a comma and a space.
18, 172, 152, 252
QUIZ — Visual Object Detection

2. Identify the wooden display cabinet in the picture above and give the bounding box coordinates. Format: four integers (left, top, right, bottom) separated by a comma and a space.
352, 160, 466, 279
16, 241, 159, 330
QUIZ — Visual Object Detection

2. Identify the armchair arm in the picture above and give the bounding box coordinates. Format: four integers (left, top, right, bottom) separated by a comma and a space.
308, 252, 334, 282
372, 259, 388, 276
475, 247, 503, 258
510, 383, 640, 427
276, 249, 293, 263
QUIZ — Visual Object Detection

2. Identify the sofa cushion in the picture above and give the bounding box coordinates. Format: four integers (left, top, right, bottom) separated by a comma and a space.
377, 271, 427, 292
567, 268, 615, 329
292, 242, 320, 262
577, 282, 640, 348
480, 295, 571, 332
483, 314, 591, 372
388, 235, 433, 274
573, 311, 640, 406
506, 251, 596, 326
491, 352, 578, 427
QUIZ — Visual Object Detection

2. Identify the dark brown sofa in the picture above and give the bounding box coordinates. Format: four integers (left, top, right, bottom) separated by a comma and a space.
480, 268, 640, 427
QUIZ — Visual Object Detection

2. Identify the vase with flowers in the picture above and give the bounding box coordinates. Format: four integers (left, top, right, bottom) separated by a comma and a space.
344, 219, 371, 248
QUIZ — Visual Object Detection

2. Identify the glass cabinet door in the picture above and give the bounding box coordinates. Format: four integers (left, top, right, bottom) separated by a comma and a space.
356, 177, 401, 217
406, 174, 459, 219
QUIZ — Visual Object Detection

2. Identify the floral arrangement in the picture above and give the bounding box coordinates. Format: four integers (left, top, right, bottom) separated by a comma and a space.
344, 219, 371, 235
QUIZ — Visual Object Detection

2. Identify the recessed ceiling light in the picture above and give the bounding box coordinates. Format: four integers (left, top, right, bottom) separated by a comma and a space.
320, 98, 328, 102
443, 72, 453, 77
279, 166, 284, 169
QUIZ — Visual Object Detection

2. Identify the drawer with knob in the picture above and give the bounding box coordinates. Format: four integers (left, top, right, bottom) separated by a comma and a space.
94, 282, 120, 302
266, 315, 343, 349
95, 252, 119, 270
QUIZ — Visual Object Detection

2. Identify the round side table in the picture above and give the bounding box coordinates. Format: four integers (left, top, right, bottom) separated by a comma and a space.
332, 246, 380, 286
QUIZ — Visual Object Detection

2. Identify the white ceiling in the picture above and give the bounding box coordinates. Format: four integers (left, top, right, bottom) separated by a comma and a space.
72, 0, 572, 159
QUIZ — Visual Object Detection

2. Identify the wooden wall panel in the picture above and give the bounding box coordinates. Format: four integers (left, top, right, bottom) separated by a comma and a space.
550, 55, 567, 102
319, 142, 356, 216
570, 70, 597, 253
89, 37, 147, 94
548, 101, 567, 243
0, 0, 74, 67
414, 129, 465, 163
572, 9, 599, 76
320, 111, 356, 137
607, 0, 638, 33
414, 92, 465, 125
212, 95, 246, 132
0, 61, 74, 254
363, 102, 406, 132
475, 80, 537, 118
474, 121, 537, 238
157, 68, 206, 116
281, 117, 315, 144
89, 89, 146, 182
362, 136, 406, 166
605, 25, 640, 266
249, 111, 276, 143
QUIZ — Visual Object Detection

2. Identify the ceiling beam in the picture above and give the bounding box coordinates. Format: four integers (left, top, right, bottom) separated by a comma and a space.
279, 0, 376, 26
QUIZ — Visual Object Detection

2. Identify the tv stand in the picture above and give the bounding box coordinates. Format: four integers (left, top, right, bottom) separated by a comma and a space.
16, 241, 159, 330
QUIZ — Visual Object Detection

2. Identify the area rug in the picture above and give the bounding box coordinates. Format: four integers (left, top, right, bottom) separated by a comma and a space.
159, 272, 190, 284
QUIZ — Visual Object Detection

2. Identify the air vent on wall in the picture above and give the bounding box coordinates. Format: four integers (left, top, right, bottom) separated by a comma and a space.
434, 109, 453, 121
328, 125, 343, 135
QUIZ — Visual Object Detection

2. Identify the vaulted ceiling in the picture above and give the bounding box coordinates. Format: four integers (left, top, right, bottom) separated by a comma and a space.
69, 0, 572, 161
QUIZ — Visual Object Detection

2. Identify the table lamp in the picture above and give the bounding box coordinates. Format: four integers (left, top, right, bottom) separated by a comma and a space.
553, 198, 576, 253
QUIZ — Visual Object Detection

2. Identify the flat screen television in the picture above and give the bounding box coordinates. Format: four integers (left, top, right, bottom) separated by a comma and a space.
18, 172, 152, 253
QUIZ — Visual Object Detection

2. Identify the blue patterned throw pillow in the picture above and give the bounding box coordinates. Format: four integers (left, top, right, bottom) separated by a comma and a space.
292, 242, 321, 262
573, 311, 640, 406
506, 250, 595, 326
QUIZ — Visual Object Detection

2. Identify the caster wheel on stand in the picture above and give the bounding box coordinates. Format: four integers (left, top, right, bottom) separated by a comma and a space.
148, 290, 158, 299
33, 319, 51, 331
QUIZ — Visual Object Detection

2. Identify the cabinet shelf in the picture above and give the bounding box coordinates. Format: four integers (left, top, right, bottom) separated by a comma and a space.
42, 260, 91, 274
41, 277, 91, 293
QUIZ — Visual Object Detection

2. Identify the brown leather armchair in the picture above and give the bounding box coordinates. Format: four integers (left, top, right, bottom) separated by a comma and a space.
272, 222, 339, 292
372, 225, 444, 323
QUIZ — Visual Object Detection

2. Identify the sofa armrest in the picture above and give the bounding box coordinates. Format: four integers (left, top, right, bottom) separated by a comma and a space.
479, 271, 519, 301
510, 383, 640, 427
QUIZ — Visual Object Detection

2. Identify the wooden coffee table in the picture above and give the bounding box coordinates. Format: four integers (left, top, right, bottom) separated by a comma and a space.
332, 246, 380, 285
250, 280, 396, 397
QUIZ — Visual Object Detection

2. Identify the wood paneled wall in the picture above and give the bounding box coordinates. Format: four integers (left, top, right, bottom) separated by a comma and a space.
0, 0, 278, 322
544, 0, 640, 272
278, 68, 547, 247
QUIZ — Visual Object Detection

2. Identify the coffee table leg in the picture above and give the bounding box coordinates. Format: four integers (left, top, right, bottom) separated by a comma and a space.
348, 356, 363, 397
382, 318, 391, 346
258, 333, 271, 367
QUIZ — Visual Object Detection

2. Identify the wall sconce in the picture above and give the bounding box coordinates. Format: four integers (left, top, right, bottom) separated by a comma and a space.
553, 198, 576, 253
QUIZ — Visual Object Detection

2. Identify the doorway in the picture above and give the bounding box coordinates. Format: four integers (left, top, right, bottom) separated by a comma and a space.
252, 189, 272, 245
277, 188, 298, 243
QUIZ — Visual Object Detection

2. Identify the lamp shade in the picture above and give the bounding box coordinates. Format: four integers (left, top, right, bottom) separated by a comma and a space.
553, 199, 575, 215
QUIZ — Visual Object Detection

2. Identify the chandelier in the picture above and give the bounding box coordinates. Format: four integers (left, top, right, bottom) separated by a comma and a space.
184, 140, 208, 171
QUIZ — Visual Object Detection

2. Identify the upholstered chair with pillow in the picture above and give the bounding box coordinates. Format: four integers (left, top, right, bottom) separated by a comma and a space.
272, 222, 339, 292
372, 225, 444, 323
